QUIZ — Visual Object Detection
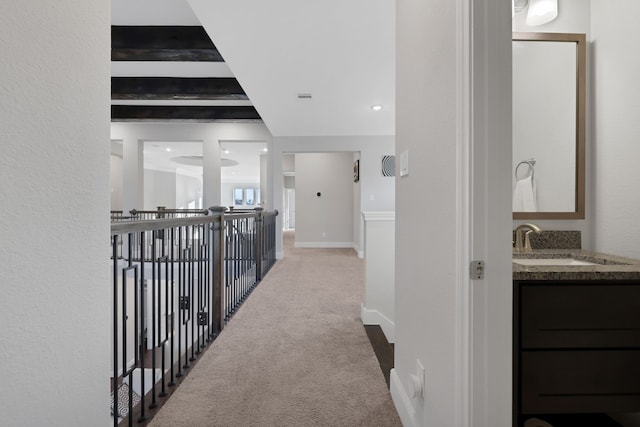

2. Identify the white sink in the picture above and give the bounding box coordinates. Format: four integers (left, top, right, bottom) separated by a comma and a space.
513, 258, 597, 266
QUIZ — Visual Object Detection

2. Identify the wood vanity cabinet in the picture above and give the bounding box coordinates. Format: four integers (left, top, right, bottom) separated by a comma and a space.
513, 280, 640, 425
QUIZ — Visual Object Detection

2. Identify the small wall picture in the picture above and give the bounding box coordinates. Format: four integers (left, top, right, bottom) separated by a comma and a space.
354, 159, 360, 182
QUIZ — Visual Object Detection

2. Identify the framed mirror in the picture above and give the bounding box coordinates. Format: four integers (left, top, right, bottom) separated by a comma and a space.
512, 32, 586, 220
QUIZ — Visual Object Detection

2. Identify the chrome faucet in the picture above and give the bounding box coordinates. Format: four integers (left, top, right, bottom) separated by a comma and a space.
514, 223, 542, 253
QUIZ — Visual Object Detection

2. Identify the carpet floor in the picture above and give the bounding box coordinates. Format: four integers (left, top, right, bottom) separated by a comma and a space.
148, 231, 402, 427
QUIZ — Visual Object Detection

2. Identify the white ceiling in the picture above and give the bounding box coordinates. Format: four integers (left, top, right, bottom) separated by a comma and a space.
112, 0, 396, 137
111, 0, 395, 180
187, 0, 396, 137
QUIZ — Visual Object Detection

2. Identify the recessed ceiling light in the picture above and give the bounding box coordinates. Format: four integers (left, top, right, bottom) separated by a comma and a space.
223, 149, 230, 154
263, 148, 268, 152
165, 147, 172, 152
371, 105, 383, 111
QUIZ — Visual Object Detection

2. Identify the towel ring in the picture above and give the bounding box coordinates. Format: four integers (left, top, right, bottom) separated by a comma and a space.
515, 158, 536, 181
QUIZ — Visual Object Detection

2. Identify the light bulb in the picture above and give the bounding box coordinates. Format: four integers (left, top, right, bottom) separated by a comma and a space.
526, 0, 557, 26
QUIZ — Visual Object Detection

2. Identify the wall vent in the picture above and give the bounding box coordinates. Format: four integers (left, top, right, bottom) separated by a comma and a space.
297, 93, 312, 99
381, 155, 395, 177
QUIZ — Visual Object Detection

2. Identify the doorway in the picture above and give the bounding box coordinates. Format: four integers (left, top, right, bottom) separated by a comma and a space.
284, 188, 296, 230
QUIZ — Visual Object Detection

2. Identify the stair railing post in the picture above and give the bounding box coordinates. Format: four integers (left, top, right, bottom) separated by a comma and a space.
209, 206, 226, 334
255, 208, 264, 282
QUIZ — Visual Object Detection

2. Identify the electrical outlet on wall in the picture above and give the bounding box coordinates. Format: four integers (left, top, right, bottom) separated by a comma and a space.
408, 359, 425, 400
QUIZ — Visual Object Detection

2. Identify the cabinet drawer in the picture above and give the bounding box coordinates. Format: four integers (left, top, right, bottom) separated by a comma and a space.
520, 283, 640, 349
521, 350, 640, 414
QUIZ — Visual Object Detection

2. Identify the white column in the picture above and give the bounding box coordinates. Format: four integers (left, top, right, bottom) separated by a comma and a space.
122, 138, 144, 213
202, 138, 221, 208
272, 139, 285, 258
260, 153, 269, 210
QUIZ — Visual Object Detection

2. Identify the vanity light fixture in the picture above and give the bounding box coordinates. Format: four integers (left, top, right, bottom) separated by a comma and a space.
513, 0, 528, 16
525, 0, 558, 26
371, 104, 383, 111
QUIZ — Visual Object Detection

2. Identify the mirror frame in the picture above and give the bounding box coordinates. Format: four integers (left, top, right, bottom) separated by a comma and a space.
512, 32, 586, 220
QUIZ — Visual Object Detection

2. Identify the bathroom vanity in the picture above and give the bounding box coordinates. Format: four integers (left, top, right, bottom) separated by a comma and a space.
513, 249, 640, 426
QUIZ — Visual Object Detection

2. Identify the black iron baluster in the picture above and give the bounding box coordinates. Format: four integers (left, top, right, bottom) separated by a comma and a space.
206, 222, 215, 341
112, 235, 119, 427
188, 225, 196, 363
176, 226, 184, 378
235, 218, 240, 313
150, 230, 158, 409
226, 220, 231, 319
195, 226, 203, 356
138, 230, 148, 423
158, 227, 169, 398
121, 252, 139, 426
169, 226, 176, 386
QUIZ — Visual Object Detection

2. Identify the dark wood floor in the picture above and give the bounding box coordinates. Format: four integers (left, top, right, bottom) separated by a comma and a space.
364, 324, 394, 389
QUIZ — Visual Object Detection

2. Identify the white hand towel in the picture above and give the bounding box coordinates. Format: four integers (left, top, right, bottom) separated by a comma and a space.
512, 175, 537, 211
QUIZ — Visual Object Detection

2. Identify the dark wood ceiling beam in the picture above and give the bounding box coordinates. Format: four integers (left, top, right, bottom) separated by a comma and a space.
112, 26, 223, 61
112, 77, 248, 100
111, 105, 261, 121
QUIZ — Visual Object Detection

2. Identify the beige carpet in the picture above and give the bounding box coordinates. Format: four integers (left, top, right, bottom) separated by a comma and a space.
149, 231, 402, 427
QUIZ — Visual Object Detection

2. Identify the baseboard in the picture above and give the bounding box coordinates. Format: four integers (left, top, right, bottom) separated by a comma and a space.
390, 368, 417, 427
353, 242, 364, 258
360, 303, 395, 343
294, 242, 354, 249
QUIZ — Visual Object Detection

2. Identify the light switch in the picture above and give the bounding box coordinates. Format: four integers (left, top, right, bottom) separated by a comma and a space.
400, 150, 409, 177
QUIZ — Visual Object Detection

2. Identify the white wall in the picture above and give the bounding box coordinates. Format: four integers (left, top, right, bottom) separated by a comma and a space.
394, 0, 512, 426
591, 0, 640, 259
175, 173, 202, 208
361, 212, 395, 342
260, 154, 268, 207
271, 135, 395, 257
0, 2, 110, 425
294, 153, 354, 247
144, 169, 177, 209
111, 154, 124, 211
282, 153, 295, 172
111, 122, 272, 209
513, 0, 593, 247
143, 169, 202, 210
394, 2, 460, 423
353, 152, 363, 257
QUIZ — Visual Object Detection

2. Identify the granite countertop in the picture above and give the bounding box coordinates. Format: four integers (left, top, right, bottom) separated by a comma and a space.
512, 249, 640, 281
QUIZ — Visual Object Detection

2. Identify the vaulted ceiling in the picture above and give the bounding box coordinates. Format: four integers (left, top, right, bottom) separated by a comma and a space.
111, 0, 395, 137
